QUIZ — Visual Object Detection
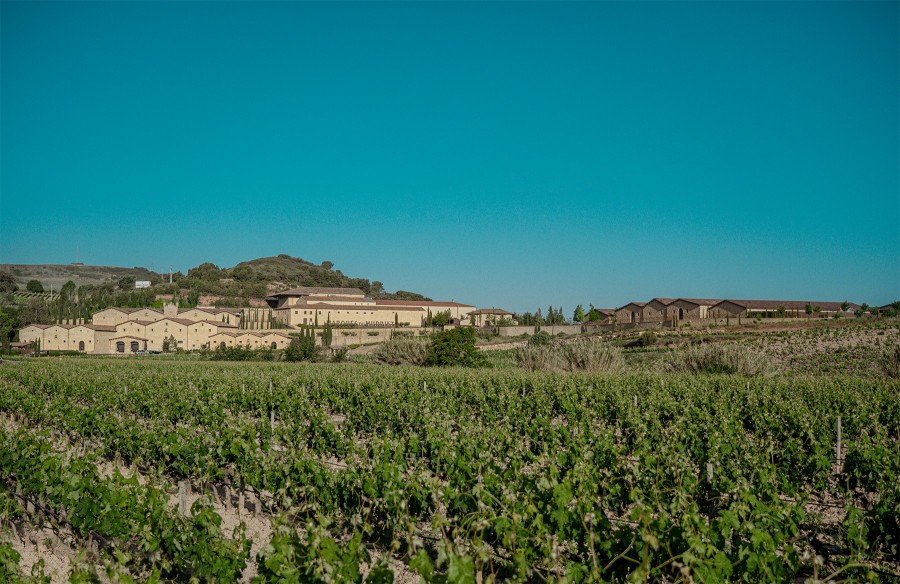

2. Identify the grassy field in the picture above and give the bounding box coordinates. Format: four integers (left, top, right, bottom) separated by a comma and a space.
0, 320, 897, 582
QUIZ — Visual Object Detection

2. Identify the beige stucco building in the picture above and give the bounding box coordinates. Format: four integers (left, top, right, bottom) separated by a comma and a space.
19, 287, 476, 355
267, 287, 475, 328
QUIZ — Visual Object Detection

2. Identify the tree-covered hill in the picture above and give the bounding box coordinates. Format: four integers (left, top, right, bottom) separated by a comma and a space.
212, 255, 429, 300
0, 255, 430, 334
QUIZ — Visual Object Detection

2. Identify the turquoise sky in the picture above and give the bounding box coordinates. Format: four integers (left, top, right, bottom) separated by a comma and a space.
1, 1, 897, 311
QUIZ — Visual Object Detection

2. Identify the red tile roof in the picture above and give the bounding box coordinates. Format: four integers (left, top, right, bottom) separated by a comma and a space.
268, 287, 365, 298
274, 304, 424, 312
375, 300, 475, 308
711, 299, 858, 311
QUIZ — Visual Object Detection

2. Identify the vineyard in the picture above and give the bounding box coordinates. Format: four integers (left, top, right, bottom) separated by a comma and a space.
0, 358, 897, 582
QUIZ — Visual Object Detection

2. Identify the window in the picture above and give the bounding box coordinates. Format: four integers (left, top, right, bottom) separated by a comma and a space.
78, 341, 85, 351
130, 341, 139, 352
271, 342, 277, 349
116, 341, 125, 353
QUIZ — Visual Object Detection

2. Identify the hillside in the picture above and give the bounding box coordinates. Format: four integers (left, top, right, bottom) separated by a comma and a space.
0, 255, 428, 302
228, 255, 429, 300
0, 263, 158, 291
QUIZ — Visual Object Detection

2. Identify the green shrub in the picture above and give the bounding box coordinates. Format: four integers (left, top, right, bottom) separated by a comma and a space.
331, 347, 349, 363
372, 337, 429, 366
426, 327, 485, 367
284, 335, 318, 362
210, 345, 256, 361
515, 345, 561, 371
663, 344, 773, 376
879, 345, 900, 378
561, 340, 624, 373
637, 331, 658, 347
528, 331, 552, 347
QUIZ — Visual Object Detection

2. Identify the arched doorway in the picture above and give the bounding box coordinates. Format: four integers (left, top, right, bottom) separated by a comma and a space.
271, 342, 277, 350
116, 341, 125, 353
678, 308, 684, 320
130, 341, 139, 352
78, 341, 85, 352
631, 312, 636, 323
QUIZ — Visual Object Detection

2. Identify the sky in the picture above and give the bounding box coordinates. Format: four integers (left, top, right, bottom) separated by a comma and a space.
1, 1, 898, 312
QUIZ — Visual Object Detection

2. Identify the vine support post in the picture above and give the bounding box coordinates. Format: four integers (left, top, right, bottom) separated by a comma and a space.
706, 461, 716, 518
836, 415, 842, 473
179, 481, 188, 516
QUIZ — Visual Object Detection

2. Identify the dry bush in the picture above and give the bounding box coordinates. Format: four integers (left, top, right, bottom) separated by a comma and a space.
663, 343, 773, 376
561, 339, 625, 373
515, 345, 563, 371
880, 345, 900, 378
372, 337, 429, 366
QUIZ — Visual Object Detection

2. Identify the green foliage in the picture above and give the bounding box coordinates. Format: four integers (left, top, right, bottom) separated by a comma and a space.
256, 518, 390, 583
284, 331, 318, 362
330, 347, 349, 363
0, 359, 897, 581
210, 344, 257, 361
636, 331, 658, 347
426, 326, 485, 367
25, 280, 43, 293
431, 310, 451, 326
0, 542, 23, 583
561, 339, 625, 372
0, 271, 18, 293
372, 337, 429, 366
117, 275, 135, 290
528, 330, 552, 347
586, 304, 604, 322
573, 304, 585, 323
664, 343, 773, 375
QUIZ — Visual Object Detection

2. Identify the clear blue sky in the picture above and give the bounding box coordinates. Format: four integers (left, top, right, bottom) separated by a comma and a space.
1, 1, 897, 312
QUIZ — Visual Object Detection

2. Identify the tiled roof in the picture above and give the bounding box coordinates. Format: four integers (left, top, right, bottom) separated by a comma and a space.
268, 287, 365, 297
191, 320, 239, 329
275, 304, 424, 312
304, 295, 375, 303
648, 298, 678, 306
674, 298, 724, 307
471, 308, 513, 315
117, 320, 154, 327
75, 324, 117, 332
375, 300, 475, 308
712, 299, 859, 311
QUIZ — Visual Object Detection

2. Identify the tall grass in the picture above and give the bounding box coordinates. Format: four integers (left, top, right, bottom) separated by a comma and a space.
515, 345, 562, 371
879, 345, 900, 378
561, 340, 625, 373
372, 337, 429, 366
663, 343, 773, 376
